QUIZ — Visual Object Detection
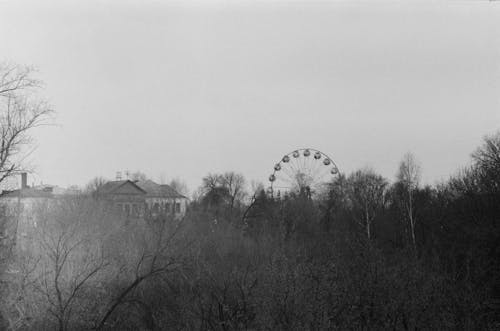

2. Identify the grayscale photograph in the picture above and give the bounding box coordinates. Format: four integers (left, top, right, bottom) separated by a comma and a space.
0, 0, 499, 330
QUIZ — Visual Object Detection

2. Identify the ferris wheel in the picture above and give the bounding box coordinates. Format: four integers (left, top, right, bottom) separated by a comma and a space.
268, 148, 340, 197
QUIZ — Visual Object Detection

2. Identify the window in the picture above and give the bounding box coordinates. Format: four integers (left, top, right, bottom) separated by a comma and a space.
175, 202, 181, 213
165, 203, 170, 213
124, 204, 131, 217
152, 203, 160, 214
132, 204, 140, 217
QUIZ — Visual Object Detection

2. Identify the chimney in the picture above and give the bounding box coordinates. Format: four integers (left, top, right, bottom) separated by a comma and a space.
21, 172, 28, 189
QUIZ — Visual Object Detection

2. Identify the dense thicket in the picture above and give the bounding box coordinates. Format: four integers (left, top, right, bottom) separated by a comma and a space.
1, 132, 499, 330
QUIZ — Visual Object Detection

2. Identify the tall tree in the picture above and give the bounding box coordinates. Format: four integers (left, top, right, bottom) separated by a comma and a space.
347, 169, 388, 240
220, 172, 246, 211
471, 131, 500, 194
0, 63, 53, 184
396, 152, 421, 254
168, 177, 189, 197
200, 173, 228, 210
85, 176, 107, 198
198, 172, 246, 217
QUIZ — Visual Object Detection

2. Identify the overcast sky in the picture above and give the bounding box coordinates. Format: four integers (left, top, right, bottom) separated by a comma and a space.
0, 0, 499, 193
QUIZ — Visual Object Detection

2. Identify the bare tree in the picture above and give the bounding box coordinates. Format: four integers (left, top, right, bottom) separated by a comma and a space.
347, 169, 388, 240
168, 177, 189, 197
200, 173, 228, 210
396, 152, 421, 254
199, 172, 246, 215
471, 131, 500, 193
85, 176, 108, 197
95, 219, 185, 330
14, 200, 112, 331
129, 171, 148, 182
0, 63, 53, 184
221, 172, 246, 211
0, 63, 53, 315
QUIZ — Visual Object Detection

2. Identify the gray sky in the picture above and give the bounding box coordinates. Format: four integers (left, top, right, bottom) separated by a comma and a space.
1, 0, 499, 193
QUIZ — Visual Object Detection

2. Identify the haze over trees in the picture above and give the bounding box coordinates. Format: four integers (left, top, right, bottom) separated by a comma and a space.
0, 63, 499, 331
1, 69, 499, 328
2, 129, 499, 329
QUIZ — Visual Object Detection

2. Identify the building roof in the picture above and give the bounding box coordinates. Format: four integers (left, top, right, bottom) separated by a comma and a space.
33, 184, 80, 196
135, 180, 187, 199
0, 187, 53, 199
97, 180, 147, 195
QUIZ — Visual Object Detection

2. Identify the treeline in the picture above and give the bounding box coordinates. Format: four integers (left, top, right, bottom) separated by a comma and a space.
1, 132, 499, 330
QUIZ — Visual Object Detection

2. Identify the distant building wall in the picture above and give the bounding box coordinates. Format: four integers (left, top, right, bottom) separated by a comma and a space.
145, 197, 188, 219
0, 178, 190, 255
0, 196, 51, 253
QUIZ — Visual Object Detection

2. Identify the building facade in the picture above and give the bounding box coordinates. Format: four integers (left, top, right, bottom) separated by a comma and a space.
0, 175, 189, 255
96, 179, 188, 219
0, 174, 53, 252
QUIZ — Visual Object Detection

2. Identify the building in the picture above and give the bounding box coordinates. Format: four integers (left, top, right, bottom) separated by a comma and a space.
136, 179, 188, 217
96, 180, 147, 218
0, 173, 54, 251
0, 174, 189, 255
96, 179, 188, 219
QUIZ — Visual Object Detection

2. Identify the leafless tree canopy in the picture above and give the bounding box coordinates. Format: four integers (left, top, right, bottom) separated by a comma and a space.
199, 171, 246, 212
168, 177, 189, 197
0, 63, 53, 184
1, 132, 500, 330
347, 168, 388, 240
129, 171, 147, 182
472, 132, 500, 193
85, 176, 108, 196
395, 152, 421, 254
397, 152, 421, 190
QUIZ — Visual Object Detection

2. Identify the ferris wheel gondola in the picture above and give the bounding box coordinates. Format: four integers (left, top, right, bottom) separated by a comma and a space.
268, 148, 340, 198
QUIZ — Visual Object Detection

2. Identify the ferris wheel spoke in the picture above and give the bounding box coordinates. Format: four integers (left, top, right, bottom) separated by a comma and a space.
291, 154, 301, 171
297, 154, 303, 171
288, 156, 301, 176
270, 148, 340, 197
297, 157, 309, 184
279, 172, 298, 188
277, 176, 297, 187
317, 163, 332, 177
301, 154, 308, 173
300, 156, 309, 177
277, 171, 297, 184
311, 157, 324, 178
311, 165, 329, 182
293, 155, 304, 173
303, 159, 313, 183
314, 167, 333, 185
306, 157, 316, 180
308, 157, 321, 185
280, 166, 296, 182
290, 157, 304, 181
